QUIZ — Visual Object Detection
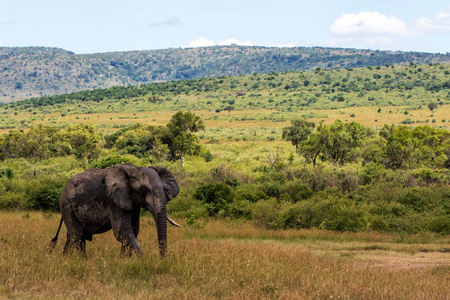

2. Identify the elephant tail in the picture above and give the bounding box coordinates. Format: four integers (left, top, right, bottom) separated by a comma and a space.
45, 216, 63, 253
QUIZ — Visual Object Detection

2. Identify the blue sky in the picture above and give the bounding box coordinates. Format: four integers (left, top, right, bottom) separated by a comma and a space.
1, 0, 449, 54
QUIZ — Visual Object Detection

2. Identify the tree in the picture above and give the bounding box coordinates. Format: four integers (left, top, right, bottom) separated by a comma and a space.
64, 124, 103, 161
282, 119, 315, 153
167, 111, 205, 167
428, 102, 438, 116
380, 125, 450, 169
113, 124, 171, 158
167, 111, 205, 133
300, 120, 367, 166
224, 105, 234, 116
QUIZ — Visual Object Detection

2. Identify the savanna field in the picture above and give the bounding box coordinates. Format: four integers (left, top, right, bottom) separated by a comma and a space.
1, 212, 449, 299
0, 63, 449, 299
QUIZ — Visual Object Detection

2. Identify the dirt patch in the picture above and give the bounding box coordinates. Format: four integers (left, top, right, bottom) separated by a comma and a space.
356, 250, 450, 270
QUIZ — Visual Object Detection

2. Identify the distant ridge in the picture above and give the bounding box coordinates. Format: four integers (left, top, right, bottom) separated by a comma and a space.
1, 45, 449, 102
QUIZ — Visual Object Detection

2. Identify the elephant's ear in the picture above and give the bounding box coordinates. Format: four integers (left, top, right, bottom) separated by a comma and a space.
148, 166, 179, 200
104, 164, 135, 210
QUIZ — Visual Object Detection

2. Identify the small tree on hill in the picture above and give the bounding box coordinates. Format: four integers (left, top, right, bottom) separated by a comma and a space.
224, 105, 234, 116
428, 102, 438, 117
282, 119, 315, 153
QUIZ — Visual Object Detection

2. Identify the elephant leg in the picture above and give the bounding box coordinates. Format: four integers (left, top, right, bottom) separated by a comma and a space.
62, 211, 87, 256
63, 234, 86, 256
131, 206, 141, 238
110, 210, 142, 255
120, 207, 141, 256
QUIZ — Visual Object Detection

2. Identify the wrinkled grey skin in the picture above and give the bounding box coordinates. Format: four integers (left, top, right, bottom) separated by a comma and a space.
46, 164, 180, 257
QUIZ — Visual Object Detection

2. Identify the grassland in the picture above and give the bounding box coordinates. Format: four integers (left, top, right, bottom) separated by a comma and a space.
2, 105, 449, 137
1, 211, 449, 299
1, 63, 449, 299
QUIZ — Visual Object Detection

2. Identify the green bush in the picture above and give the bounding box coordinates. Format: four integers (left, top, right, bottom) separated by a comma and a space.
27, 175, 69, 211
279, 181, 313, 203
201, 150, 214, 162
91, 155, 132, 169
193, 183, 234, 216
287, 191, 367, 231
251, 198, 286, 229
167, 194, 209, 219
226, 199, 252, 219
0, 167, 14, 179
234, 187, 268, 203
250, 191, 367, 232
427, 215, 450, 234
411, 168, 449, 185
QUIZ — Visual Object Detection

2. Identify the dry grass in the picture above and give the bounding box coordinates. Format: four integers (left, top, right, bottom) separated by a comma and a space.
2, 105, 449, 135
1, 211, 449, 299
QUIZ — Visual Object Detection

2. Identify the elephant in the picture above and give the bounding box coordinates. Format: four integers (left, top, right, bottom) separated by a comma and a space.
46, 164, 180, 257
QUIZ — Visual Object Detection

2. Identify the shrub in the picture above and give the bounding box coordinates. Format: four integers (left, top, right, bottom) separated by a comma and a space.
27, 175, 69, 211
411, 168, 448, 185
250, 191, 368, 232
193, 183, 234, 216
91, 155, 133, 169
427, 215, 450, 234
234, 186, 268, 203
251, 198, 286, 229
226, 199, 252, 219
167, 192, 208, 218
400, 118, 414, 124
394, 188, 431, 212
279, 181, 313, 203
0, 167, 14, 179
301, 192, 367, 231
201, 150, 214, 162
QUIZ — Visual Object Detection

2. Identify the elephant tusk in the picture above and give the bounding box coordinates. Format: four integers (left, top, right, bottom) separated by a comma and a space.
166, 215, 180, 227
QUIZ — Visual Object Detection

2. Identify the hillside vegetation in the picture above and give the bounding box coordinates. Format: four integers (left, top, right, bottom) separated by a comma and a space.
0, 62, 449, 236
1, 45, 450, 102
1, 55, 449, 299
2, 62, 449, 132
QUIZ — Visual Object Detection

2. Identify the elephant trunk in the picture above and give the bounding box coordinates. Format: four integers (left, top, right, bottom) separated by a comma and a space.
156, 207, 167, 258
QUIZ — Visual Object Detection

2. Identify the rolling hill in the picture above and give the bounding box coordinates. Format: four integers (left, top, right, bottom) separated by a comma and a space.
1, 45, 450, 103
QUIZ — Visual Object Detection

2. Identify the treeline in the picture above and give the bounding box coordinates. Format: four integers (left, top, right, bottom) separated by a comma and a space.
0, 111, 204, 163
4, 62, 450, 113
0, 124, 102, 161
0, 117, 449, 234
284, 119, 450, 169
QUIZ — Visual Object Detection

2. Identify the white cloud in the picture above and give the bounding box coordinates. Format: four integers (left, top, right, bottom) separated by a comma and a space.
415, 7, 450, 33
327, 11, 417, 50
327, 8, 450, 52
188, 37, 215, 48
329, 11, 410, 38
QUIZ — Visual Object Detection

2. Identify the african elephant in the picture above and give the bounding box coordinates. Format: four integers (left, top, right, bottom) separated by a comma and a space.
46, 164, 180, 257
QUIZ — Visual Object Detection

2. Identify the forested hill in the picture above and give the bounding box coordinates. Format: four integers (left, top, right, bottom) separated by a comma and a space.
1, 45, 450, 103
